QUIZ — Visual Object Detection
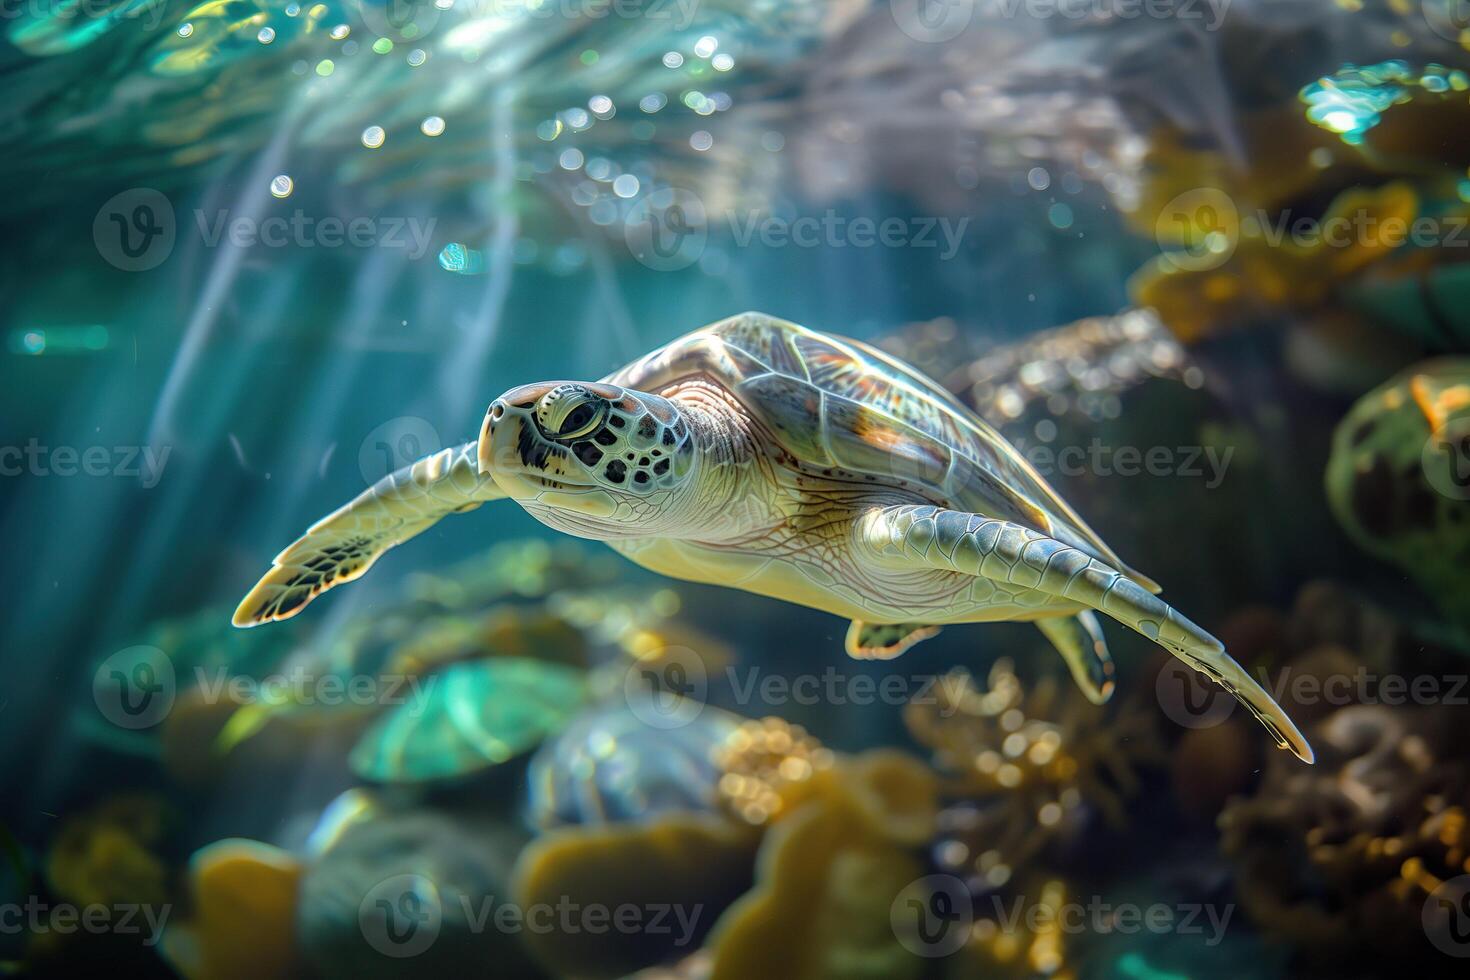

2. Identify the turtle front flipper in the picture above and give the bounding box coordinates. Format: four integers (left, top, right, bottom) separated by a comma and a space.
233, 442, 504, 627
845, 620, 941, 660
1036, 611, 1115, 705
854, 504, 1314, 763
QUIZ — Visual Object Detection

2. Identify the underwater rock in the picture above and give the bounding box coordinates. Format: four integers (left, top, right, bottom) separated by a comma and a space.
386, 606, 589, 678
1284, 579, 1403, 667
906, 659, 1165, 881
1171, 722, 1261, 822
969, 308, 1198, 426
402, 539, 626, 611
703, 749, 937, 980
349, 657, 588, 785
45, 794, 172, 911
525, 700, 743, 830
1325, 359, 1470, 629
879, 309, 1200, 434
298, 808, 535, 979
164, 839, 304, 980
1219, 702, 1470, 965
511, 813, 757, 979
1345, 261, 1470, 353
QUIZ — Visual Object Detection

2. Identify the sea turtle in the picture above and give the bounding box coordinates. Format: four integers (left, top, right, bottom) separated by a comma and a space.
234, 312, 1313, 762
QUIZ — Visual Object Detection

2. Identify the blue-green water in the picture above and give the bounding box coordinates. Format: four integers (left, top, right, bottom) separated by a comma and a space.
3, 2, 1470, 978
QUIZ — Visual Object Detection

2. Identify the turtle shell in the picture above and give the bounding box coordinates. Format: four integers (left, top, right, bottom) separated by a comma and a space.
606, 312, 1151, 584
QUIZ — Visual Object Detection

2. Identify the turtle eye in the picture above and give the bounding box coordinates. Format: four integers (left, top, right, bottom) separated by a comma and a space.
553, 400, 605, 441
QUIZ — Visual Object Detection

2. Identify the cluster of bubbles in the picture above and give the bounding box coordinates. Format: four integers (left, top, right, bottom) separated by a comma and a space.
1302, 61, 1470, 145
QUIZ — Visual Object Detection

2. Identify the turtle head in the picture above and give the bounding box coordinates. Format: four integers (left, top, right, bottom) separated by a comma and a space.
479, 381, 698, 536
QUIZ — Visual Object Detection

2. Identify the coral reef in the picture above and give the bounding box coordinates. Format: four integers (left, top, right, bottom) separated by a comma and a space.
349, 657, 588, 785
905, 660, 1165, 881
45, 795, 172, 911
1220, 703, 1470, 963
711, 716, 836, 827
1325, 359, 1470, 629
297, 808, 535, 979
525, 701, 743, 830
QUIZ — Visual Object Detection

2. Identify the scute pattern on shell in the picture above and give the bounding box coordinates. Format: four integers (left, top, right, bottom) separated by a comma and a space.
607, 312, 1142, 579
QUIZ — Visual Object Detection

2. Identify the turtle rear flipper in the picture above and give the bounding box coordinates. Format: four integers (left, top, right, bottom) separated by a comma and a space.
845, 620, 941, 659
1036, 611, 1115, 705
855, 503, 1314, 764
233, 442, 503, 627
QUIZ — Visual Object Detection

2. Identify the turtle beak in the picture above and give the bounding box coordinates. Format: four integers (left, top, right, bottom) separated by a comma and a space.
478, 399, 506, 477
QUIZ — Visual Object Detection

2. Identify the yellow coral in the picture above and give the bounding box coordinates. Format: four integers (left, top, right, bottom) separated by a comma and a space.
705, 749, 938, 980
511, 814, 758, 980
164, 839, 304, 980
713, 716, 836, 826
